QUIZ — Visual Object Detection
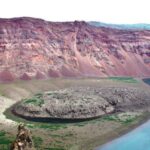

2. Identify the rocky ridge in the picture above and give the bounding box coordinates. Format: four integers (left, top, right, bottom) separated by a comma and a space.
13, 87, 150, 120
0, 17, 150, 81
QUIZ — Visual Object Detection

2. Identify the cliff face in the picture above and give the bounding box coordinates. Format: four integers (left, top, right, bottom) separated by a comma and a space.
0, 17, 149, 81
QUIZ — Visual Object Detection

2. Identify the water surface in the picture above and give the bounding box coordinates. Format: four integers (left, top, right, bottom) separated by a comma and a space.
143, 78, 150, 86
96, 78, 150, 150
96, 120, 150, 150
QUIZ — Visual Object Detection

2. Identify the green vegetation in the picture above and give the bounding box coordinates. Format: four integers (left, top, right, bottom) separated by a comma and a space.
33, 135, 66, 150
26, 122, 67, 131
24, 97, 44, 106
0, 130, 14, 150
36, 124, 67, 131
35, 93, 43, 98
0, 93, 4, 96
0, 131, 6, 136
33, 136, 43, 148
2, 78, 149, 150
72, 115, 125, 127
5, 107, 67, 131
102, 114, 138, 124
109, 77, 137, 83
23, 93, 44, 107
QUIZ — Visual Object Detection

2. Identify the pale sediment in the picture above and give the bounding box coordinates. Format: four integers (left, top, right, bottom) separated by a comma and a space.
0, 96, 17, 126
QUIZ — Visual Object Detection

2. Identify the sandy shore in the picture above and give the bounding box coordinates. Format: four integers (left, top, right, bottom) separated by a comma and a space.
0, 96, 17, 126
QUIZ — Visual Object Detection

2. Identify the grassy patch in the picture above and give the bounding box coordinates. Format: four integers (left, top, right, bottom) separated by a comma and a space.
0, 130, 14, 150
35, 93, 43, 98
5, 106, 67, 131
0, 136, 12, 145
36, 124, 67, 131
109, 77, 137, 83
103, 115, 118, 121
33, 136, 43, 148
0, 131, 6, 137
24, 97, 44, 107
33, 136, 66, 150
26, 122, 67, 131
23, 92, 44, 107
102, 113, 139, 124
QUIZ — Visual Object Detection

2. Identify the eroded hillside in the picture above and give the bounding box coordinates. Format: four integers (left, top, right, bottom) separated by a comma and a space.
0, 17, 149, 81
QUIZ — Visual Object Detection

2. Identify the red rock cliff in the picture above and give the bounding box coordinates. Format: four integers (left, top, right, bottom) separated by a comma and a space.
0, 17, 149, 81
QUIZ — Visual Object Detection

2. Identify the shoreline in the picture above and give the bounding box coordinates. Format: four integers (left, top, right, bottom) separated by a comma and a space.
0, 96, 17, 127
79, 112, 150, 150
5, 102, 150, 150
1, 77, 150, 150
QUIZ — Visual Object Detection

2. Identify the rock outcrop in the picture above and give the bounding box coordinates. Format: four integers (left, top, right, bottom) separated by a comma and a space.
13, 87, 150, 120
0, 17, 149, 81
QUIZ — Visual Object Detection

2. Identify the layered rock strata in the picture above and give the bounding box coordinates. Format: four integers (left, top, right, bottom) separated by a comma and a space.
0, 17, 150, 81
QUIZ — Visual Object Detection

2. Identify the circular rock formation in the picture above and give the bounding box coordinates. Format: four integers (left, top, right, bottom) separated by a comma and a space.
13, 87, 150, 120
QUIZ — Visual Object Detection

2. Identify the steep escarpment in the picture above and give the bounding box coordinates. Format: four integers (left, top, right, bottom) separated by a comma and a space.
13, 87, 150, 120
0, 17, 150, 81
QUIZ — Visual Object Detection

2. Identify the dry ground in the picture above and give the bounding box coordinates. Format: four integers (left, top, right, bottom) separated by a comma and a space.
0, 77, 149, 150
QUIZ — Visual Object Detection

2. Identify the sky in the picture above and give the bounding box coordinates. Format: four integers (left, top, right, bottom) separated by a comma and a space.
0, 0, 150, 24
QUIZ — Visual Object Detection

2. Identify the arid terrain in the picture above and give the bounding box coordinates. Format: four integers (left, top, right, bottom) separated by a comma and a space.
0, 77, 149, 150
0, 17, 150, 82
0, 17, 149, 150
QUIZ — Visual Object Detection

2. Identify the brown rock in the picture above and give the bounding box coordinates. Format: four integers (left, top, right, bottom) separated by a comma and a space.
0, 17, 149, 81
0, 70, 15, 82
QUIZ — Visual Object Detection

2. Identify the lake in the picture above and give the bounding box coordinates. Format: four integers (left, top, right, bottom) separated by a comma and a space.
95, 120, 150, 150
143, 78, 150, 86
96, 78, 150, 150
